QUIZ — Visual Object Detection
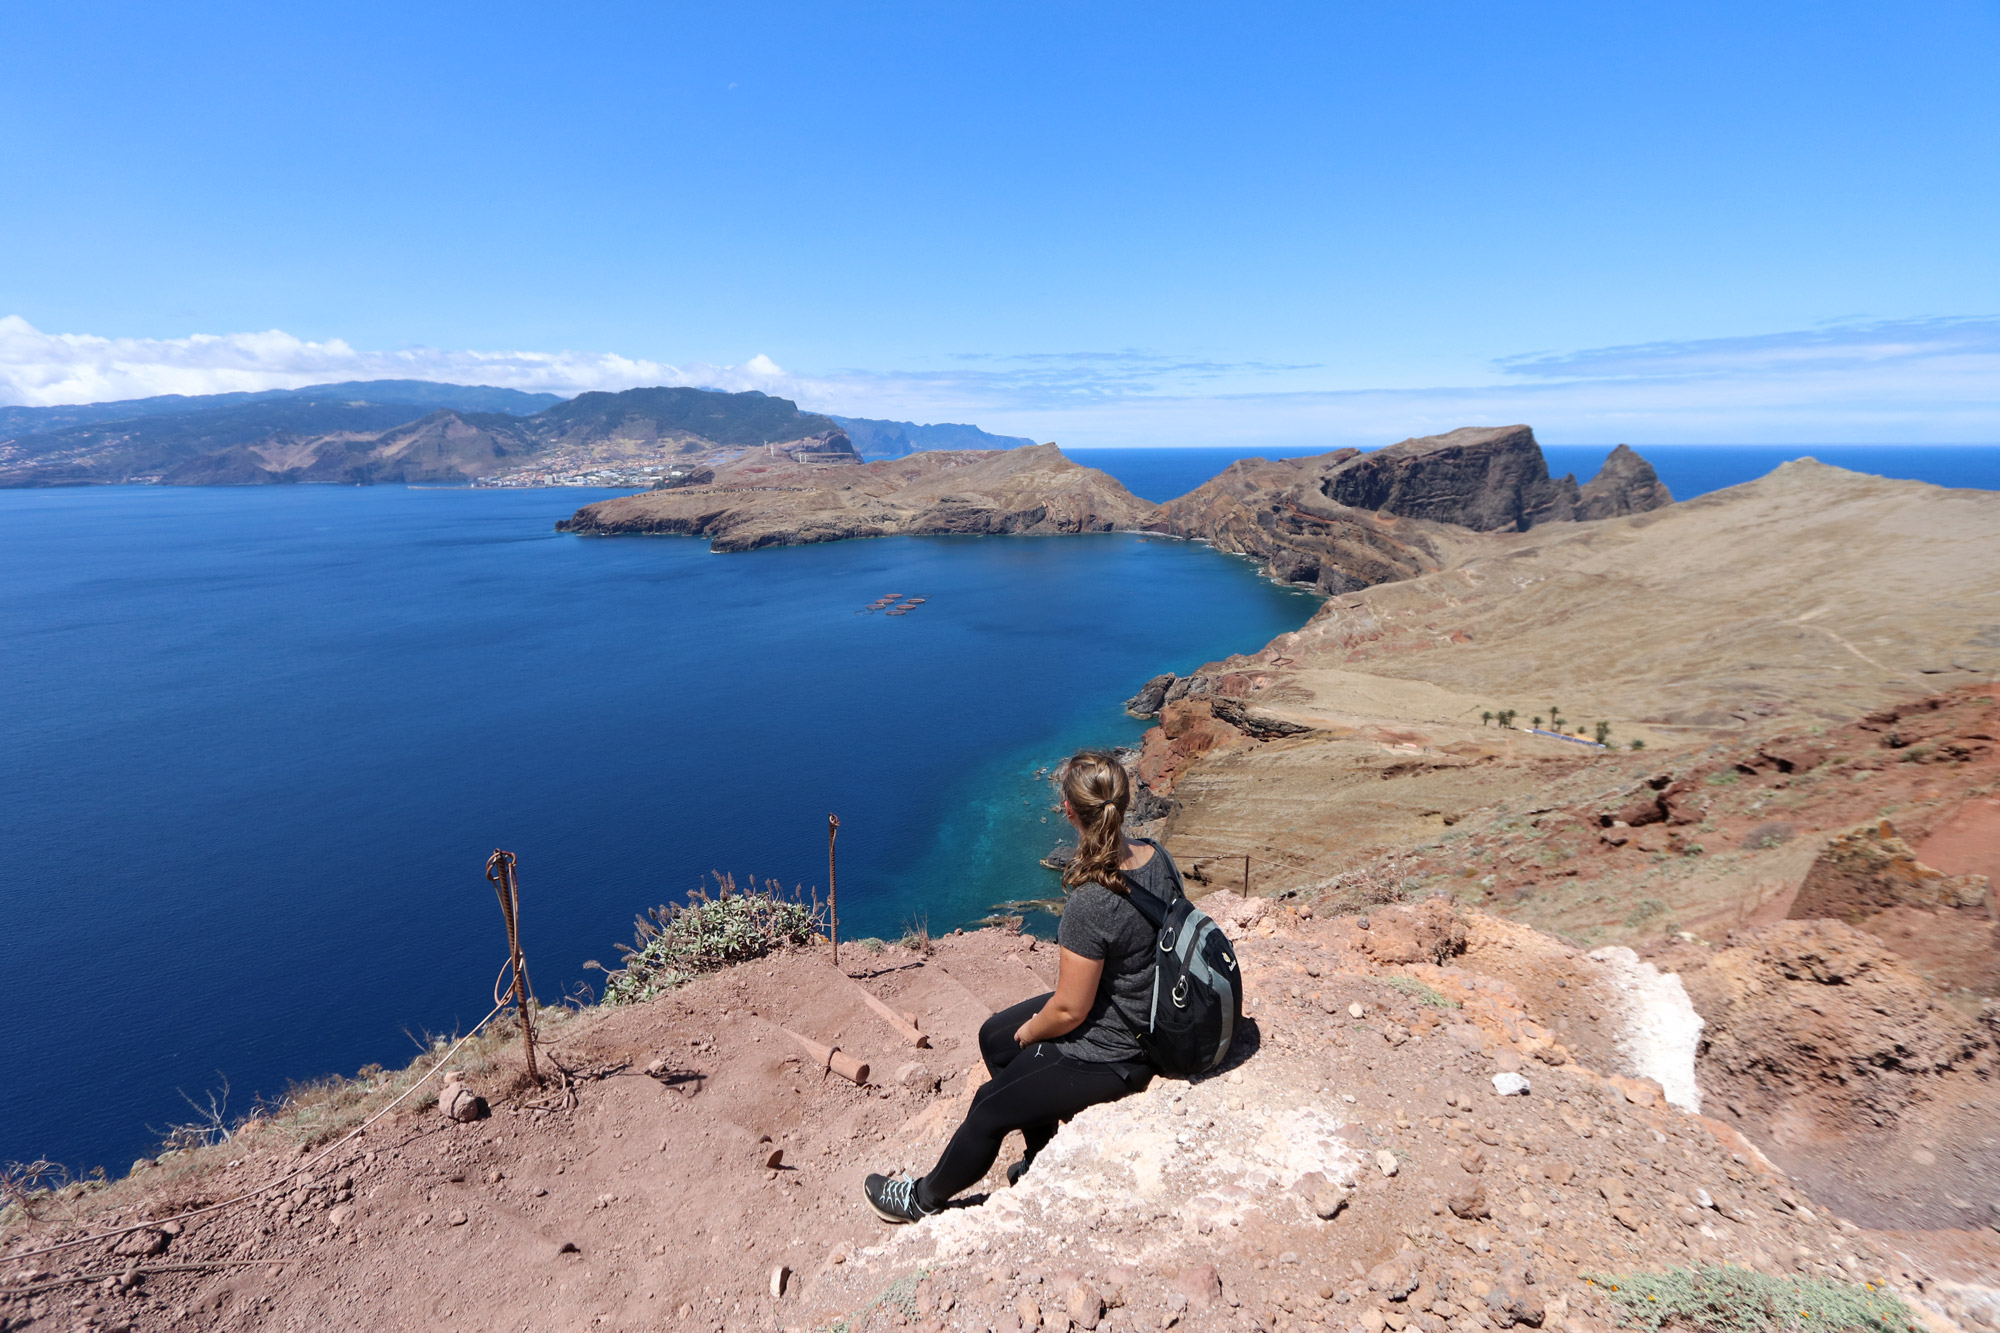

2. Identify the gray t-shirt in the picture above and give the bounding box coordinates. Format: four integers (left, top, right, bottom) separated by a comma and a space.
1051, 842, 1179, 1070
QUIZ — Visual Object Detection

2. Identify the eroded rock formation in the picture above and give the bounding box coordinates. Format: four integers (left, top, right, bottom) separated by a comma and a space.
1154, 427, 1672, 592
1320, 425, 1585, 531
1576, 443, 1674, 519
1680, 918, 1994, 1122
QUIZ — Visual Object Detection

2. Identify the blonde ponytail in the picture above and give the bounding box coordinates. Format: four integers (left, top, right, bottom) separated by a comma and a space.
1058, 750, 1132, 892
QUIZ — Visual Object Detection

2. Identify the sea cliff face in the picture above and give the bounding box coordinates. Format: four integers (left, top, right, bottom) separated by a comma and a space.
1157, 427, 1673, 592
555, 442, 1160, 551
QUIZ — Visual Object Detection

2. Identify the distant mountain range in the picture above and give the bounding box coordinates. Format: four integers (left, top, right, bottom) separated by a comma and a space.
0, 382, 1037, 487
830, 416, 1040, 459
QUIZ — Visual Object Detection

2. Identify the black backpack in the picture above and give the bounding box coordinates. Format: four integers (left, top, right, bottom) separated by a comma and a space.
1118, 840, 1244, 1076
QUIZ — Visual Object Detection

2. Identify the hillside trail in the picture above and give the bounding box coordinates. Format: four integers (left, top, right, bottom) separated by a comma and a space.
4, 894, 1994, 1333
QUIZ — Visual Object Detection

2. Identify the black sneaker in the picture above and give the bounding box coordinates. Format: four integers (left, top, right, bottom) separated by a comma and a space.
863, 1173, 934, 1224
1005, 1158, 1030, 1187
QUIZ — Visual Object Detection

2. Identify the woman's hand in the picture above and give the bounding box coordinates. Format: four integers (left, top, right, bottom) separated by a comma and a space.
1012, 948, 1104, 1047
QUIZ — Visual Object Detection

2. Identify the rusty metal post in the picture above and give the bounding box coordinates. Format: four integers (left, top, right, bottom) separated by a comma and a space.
827, 813, 840, 970
484, 850, 541, 1086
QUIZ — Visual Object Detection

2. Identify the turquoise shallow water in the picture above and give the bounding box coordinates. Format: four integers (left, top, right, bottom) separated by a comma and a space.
0, 485, 1316, 1174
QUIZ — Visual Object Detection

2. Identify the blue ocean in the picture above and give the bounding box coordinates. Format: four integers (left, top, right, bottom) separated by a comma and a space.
1067, 443, 2000, 504
0, 484, 1314, 1176
3, 443, 1995, 1176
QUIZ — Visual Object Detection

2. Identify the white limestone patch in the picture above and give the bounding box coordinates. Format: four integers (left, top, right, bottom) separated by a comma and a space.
1587, 945, 1705, 1111
910, 1073, 1362, 1265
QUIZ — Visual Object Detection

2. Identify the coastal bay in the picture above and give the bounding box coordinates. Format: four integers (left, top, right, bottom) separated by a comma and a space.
0, 483, 1316, 1176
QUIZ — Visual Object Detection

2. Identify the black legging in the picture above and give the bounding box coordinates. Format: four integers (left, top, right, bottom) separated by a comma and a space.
917, 992, 1145, 1208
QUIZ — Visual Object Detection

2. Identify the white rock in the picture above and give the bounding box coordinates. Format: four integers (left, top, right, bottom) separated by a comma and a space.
1348, 1003, 1366, 1019
1492, 1072, 1531, 1096
1374, 1150, 1399, 1178
1586, 945, 1705, 1111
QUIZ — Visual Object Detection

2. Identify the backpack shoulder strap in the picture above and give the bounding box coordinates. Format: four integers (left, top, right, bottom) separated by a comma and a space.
1118, 839, 1183, 928
1144, 838, 1189, 902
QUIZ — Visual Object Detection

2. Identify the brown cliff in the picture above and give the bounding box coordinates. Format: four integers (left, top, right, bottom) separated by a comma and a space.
1153, 452, 1454, 594
1155, 428, 1672, 593
1319, 424, 1584, 531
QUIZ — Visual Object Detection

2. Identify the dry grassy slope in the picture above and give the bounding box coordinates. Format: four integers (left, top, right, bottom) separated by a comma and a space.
560, 443, 1162, 551
8, 908, 1993, 1333
1157, 463, 2000, 900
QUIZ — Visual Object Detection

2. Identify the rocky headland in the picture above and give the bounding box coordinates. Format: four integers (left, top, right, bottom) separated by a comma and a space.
1153, 427, 1674, 594
555, 442, 1160, 552
553, 424, 1673, 587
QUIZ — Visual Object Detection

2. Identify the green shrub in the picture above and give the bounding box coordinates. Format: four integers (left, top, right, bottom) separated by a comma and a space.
1590, 1265, 1916, 1333
1624, 897, 1669, 927
600, 873, 823, 1005
1384, 974, 1460, 1009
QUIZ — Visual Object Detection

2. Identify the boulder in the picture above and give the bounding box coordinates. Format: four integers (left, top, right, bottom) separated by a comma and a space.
1791, 819, 1990, 920
1359, 898, 1468, 966
1447, 1181, 1491, 1220
113, 1229, 169, 1259
1484, 1280, 1546, 1328
1171, 1264, 1223, 1310
1125, 673, 1175, 718
1066, 1282, 1104, 1330
1367, 1251, 1422, 1300
438, 1076, 488, 1124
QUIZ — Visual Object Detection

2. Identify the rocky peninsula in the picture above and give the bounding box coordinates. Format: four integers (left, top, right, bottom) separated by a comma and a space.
555, 425, 1677, 589
555, 442, 1159, 551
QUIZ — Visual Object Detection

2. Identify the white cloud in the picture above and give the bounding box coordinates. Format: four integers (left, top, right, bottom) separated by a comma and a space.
0, 316, 805, 408
941, 318, 2000, 447
1495, 316, 2000, 383
5, 313, 1998, 447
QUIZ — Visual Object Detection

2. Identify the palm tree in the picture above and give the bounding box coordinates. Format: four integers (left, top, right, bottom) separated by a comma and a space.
1594, 721, 1612, 745
1481, 711, 1494, 727
1532, 715, 1543, 729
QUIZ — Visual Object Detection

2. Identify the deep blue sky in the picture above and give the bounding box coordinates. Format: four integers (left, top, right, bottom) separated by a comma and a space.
2, 2, 1997, 444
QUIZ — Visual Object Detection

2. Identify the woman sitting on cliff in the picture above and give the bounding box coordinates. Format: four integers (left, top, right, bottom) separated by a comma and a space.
864, 749, 1177, 1223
